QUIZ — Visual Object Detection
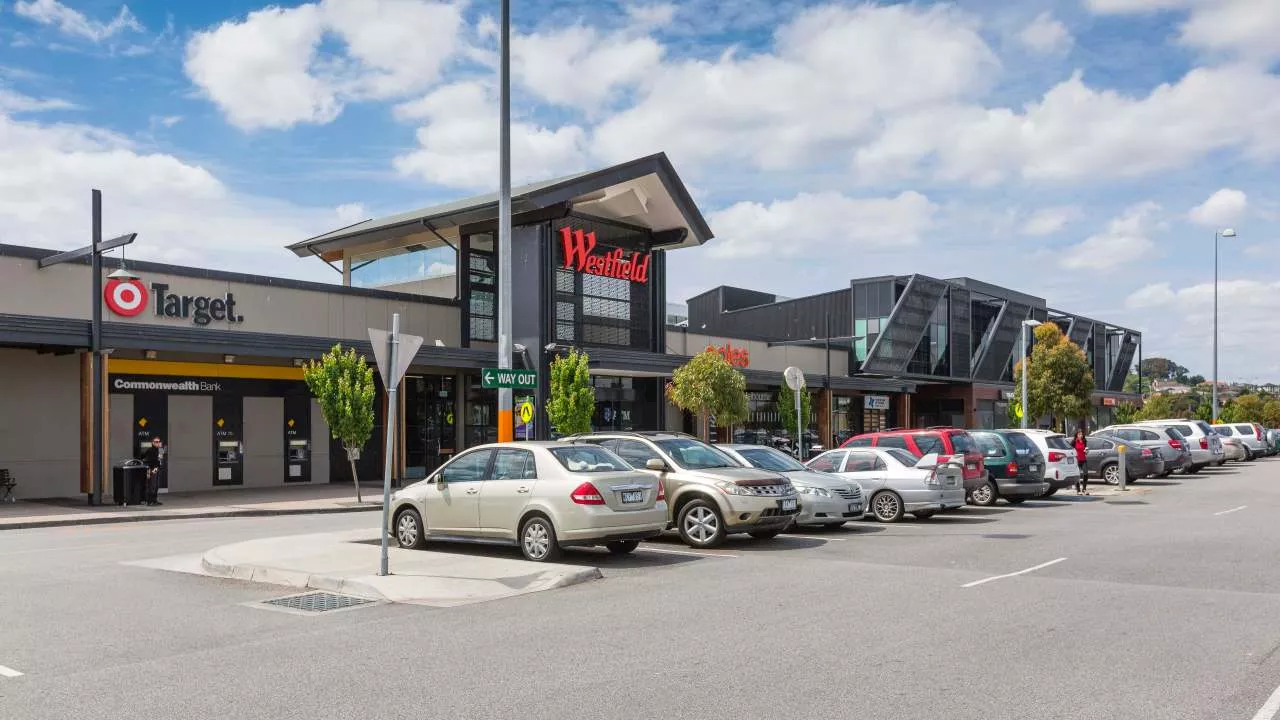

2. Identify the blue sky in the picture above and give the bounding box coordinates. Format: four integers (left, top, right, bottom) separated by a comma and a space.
0, 0, 1278, 379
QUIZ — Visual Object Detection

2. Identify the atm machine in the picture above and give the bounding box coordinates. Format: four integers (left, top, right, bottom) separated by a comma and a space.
213, 396, 243, 486
133, 394, 168, 492
284, 395, 310, 483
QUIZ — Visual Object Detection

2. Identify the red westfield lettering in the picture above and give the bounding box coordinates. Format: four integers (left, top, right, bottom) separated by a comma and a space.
707, 343, 749, 368
560, 227, 651, 284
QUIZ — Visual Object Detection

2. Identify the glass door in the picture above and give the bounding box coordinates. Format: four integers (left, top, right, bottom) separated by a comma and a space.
404, 376, 456, 480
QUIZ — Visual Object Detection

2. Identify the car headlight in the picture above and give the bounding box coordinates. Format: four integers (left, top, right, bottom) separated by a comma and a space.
797, 485, 831, 497
714, 480, 757, 496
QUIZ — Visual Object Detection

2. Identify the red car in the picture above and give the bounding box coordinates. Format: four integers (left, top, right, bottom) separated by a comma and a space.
841, 428, 986, 495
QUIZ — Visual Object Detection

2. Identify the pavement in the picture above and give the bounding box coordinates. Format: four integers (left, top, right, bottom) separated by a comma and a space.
190, 528, 601, 606
0, 483, 382, 530
3, 459, 1280, 719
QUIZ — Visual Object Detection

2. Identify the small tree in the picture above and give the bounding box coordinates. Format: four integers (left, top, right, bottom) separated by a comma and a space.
1113, 403, 1138, 425
666, 350, 748, 441
1013, 323, 1095, 429
778, 382, 812, 444
304, 344, 375, 502
546, 348, 596, 436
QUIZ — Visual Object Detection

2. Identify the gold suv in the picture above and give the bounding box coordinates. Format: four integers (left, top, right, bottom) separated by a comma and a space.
565, 432, 799, 548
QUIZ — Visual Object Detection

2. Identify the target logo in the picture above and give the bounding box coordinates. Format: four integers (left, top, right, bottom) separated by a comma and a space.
104, 278, 149, 317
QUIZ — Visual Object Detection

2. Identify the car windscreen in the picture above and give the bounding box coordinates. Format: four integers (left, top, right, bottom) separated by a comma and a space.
735, 447, 806, 472
1045, 435, 1073, 450
655, 439, 736, 469
548, 446, 633, 472
883, 448, 920, 467
1006, 432, 1040, 456
948, 432, 977, 454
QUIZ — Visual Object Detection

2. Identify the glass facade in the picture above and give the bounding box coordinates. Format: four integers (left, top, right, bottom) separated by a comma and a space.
906, 292, 950, 376
591, 377, 659, 432
852, 280, 895, 362
468, 234, 496, 342
552, 217, 654, 351
403, 375, 456, 479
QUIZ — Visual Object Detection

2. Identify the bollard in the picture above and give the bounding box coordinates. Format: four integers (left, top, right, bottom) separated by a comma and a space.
1117, 443, 1128, 491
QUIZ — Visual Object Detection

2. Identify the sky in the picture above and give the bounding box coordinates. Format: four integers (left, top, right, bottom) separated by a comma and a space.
0, 0, 1277, 380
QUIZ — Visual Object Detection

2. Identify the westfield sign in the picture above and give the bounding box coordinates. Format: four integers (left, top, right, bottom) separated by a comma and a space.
559, 227, 651, 284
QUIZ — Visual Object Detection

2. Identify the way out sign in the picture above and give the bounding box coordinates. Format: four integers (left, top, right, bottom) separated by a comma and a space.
482, 368, 538, 390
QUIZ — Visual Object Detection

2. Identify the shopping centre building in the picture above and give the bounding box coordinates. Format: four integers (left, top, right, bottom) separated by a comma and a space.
0, 153, 1140, 501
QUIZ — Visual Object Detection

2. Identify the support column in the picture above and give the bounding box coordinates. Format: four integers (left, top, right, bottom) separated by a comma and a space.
897, 393, 912, 429
454, 373, 467, 451
79, 351, 91, 495
817, 388, 832, 449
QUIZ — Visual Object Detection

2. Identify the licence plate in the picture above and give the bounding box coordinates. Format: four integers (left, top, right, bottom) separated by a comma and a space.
1030, 464, 1040, 472
1065, 458, 1076, 465
781, 498, 797, 512
847, 503, 861, 513
620, 491, 644, 504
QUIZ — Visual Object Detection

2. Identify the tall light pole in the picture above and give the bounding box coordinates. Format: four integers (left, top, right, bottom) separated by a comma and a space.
1213, 228, 1237, 422
496, 0, 514, 442
1020, 319, 1042, 430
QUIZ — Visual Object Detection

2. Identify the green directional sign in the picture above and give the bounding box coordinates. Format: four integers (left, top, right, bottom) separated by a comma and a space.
481, 368, 538, 390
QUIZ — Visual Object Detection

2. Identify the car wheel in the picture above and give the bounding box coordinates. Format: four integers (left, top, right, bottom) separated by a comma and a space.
1245, 449, 1255, 461
1102, 463, 1121, 485
1185, 464, 1202, 475
871, 491, 905, 523
1161, 470, 1174, 477
912, 509, 937, 520
749, 529, 781, 540
606, 540, 640, 555
1005, 497, 1027, 505
1042, 487, 1058, 498
519, 515, 563, 562
394, 507, 427, 550
677, 499, 727, 548
971, 479, 998, 507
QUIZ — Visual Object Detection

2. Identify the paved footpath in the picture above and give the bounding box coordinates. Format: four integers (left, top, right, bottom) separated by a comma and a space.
3, 462, 1280, 719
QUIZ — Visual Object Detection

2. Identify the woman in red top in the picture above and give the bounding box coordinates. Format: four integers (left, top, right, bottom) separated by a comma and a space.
1073, 429, 1089, 495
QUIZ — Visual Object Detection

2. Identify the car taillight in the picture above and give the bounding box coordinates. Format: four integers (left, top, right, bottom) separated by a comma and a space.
1006, 461, 1019, 475
1047, 451, 1065, 462
1169, 438, 1183, 451
1141, 449, 1153, 458
1256, 426, 1264, 441
570, 482, 605, 505
655, 481, 666, 503
925, 469, 940, 486
1199, 437, 1208, 450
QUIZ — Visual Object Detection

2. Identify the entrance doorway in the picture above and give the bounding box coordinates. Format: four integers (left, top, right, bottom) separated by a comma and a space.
404, 375, 456, 480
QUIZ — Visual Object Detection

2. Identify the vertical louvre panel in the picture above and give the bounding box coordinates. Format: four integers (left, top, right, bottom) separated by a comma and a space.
973, 301, 1031, 381
863, 276, 948, 375
1108, 333, 1138, 391
950, 287, 971, 379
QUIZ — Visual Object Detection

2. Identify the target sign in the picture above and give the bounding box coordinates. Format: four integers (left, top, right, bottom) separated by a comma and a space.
104, 278, 149, 317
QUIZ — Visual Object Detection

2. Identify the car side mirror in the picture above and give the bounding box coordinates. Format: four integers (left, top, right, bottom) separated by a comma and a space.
645, 458, 668, 472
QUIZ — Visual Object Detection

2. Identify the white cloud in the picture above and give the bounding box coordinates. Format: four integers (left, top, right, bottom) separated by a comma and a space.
626, 3, 677, 30
0, 110, 339, 280
334, 202, 368, 225
591, 3, 998, 172
13, 0, 142, 42
705, 191, 937, 260
1189, 188, 1248, 227
1022, 206, 1080, 236
392, 81, 590, 190
514, 26, 664, 112
856, 65, 1280, 185
184, 0, 463, 131
1086, 0, 1280, 63
1061, 202, 1161, 272
0, 87, 76, 113
1017, 12, 1073, 55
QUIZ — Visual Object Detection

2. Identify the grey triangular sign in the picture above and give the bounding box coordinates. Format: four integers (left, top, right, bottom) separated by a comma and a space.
368, 328, 425, 389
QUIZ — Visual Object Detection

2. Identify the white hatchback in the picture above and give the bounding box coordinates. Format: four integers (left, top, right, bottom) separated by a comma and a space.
1018, 430, 1082, 492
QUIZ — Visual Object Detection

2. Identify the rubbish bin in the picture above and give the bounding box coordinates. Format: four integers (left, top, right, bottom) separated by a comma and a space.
113, 459, 147, 506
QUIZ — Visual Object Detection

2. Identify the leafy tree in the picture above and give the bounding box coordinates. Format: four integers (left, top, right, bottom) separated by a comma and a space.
1013, 323, 1095, 428
1186, 374, 1205, 386
1193, 401, 1214, 423
778, 381, 813, 442
1123, 372, 1141, 394
666, 350, 749, 441
1141, 357, 1191, 382
546, 348, 595, 436
1134, 393, 1179, 422
1113, 403, 1138, 424
1263, 400, 1280, 429
304, 344, 376, 502
1222, 394, 1266, 424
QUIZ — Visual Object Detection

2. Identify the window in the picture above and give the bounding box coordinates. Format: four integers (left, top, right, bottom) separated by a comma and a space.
613, 439, 661, 467
655, 439, 736, 469
973, 433, 1005, 457
1170, 424, 1195, 437
913, 433, 945, 456
1006, 432, 1040, 456
439, 450, 493, 482
1139, 430, 1161, 441
882, 449, 917, 467
845, 436, 873, 448
1045, 435, 1072, 450
1215, 426, 1234, 436
492, 449, 537, 480
845, 452, 884, 472
737, 447, 806, 472
877, 435, 910, 452
467, 242, 497, 342
1236, 425, 1256, 436
949, 432, 977, 454
807, 452, 845, 472
1086, 437, 1113, 451
550, 446, 632, 472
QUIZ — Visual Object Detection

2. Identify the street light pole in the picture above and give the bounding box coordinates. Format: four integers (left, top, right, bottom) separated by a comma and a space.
1020, 319, 1041, 430
90, 190, 103, 505
496, 0, 513, 442
1213, 228, 1237, 422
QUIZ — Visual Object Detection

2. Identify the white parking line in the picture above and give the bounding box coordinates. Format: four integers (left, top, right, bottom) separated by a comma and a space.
635, 547, 738, 559
1251, 683, 1280, 720
1215, 505, 1248, 516
0, 665, 24, 678
962, 557, 1068, 588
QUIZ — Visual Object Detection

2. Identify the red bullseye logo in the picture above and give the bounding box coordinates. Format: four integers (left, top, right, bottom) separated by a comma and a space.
104, 278, 149, 317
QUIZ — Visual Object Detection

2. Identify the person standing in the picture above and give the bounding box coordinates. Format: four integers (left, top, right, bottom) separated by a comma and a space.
1072, 429, 1089, 495
139, 436, 165, 506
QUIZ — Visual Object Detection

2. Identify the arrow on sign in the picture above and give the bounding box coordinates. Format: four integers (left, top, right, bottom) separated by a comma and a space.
483, 369, 495, 385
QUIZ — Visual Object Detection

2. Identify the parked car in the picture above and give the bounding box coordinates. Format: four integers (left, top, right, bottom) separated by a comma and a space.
1213, 423, 1267, 460
967, 430, 1050, 505
806, 447, 966, 522
388, 442, 667, 562
1268, 429, 1280, 456
564, 431, 799, 548
1128, 419, 1222, 472
840, 427, 985, 497
1083, 435, 1164, 484
719, 444, 863, 529
1216, 433, 1248, 462
1017, 430, 1082, 494
1092, 424, 1190, 476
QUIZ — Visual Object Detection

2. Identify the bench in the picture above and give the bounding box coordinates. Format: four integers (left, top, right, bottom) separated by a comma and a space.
0, 469, 15, 503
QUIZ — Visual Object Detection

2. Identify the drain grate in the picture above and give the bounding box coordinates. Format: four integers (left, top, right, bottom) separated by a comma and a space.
261, 591, 375, 613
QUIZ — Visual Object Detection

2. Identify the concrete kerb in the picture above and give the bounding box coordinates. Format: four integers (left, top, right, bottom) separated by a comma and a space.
0, 502, 380, 531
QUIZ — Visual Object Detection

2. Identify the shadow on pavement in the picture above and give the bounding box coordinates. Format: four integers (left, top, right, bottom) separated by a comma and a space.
909, 515, 997, 525
960, 507, 1015, 516
1134, 480, 1181, 486
646, 533, 828, 552
815, 524, 888, 536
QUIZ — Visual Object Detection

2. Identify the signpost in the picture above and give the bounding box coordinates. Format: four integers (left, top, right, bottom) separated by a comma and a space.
481, 367, 538, 390
784, 366, 806, 460
369, 314, 424, 577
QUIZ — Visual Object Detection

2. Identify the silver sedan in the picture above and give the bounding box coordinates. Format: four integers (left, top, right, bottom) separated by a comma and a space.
718, 444, 864, 528
805, 447, 966, 522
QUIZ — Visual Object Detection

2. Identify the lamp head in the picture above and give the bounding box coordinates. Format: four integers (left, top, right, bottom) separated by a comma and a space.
1023, 319, 1043, 328
107, 267, 138, 281
1220, 228, 1237, 238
